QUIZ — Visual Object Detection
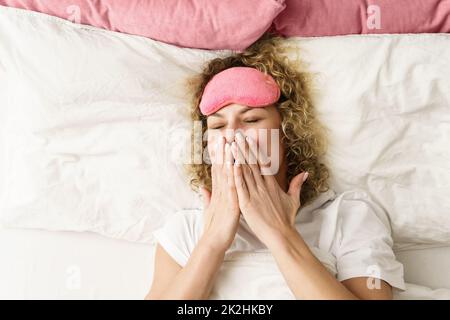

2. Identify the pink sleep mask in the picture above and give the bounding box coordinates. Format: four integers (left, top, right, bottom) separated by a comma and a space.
199, 67, 281, 116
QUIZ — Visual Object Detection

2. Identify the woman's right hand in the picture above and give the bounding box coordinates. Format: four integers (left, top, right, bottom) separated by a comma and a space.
200, 135, 240, 252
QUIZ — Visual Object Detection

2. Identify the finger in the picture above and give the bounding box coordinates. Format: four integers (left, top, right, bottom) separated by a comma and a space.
245, 135, 271, 168
232, 140, 256, 190
287, 171, 309, 203
245, 135, 277, 184
234, 133, 257, 186
210, 163, 218, 193
200, 186, 212, 209
210, 136, 225, 192
226, 155, 239, 209
240, 134, 265, 185
235, 132, 252, 165
224, 142, 233, 171
233, 154, 249, 201
232, 132, 245, 165
209, 135, 225, 166
225, 143, 236, 188
215, 135, 226, 167
225, 143, 239, 208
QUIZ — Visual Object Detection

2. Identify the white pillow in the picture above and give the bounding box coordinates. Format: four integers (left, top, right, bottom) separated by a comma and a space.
0, 7, 217, 242
287, 35, 450, 244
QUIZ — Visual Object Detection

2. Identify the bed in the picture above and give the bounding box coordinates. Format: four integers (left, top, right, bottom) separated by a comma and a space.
1, 226, 450, 300
1, 6, 450, 299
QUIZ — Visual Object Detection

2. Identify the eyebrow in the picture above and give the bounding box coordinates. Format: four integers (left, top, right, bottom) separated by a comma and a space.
209, 107, 265, 118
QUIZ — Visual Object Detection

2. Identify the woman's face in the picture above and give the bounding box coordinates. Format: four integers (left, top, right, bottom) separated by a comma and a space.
206, 103, 285, 176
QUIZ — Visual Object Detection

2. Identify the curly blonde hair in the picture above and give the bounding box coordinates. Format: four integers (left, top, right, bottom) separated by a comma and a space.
185, 34, 330, 206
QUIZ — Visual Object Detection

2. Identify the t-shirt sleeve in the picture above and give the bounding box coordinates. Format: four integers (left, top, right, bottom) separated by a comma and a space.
152, 210, 203, 267
332, 190, 406, 291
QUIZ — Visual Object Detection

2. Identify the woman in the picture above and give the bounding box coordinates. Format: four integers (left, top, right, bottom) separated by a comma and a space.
146, 36, 405, 300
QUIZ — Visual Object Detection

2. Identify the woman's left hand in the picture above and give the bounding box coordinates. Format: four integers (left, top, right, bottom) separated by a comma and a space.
230, 132, 309, 249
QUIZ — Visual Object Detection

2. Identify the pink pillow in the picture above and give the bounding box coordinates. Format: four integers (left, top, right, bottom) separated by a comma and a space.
0, 0, 286, 50
274, 0, 450, 37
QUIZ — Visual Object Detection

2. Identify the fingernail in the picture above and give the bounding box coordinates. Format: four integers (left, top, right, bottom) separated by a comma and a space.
236, 131, 244, 142
303, 172, 309, 182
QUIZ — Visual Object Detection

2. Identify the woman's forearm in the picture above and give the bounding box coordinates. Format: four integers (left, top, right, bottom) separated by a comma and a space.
157, 235, 226, 300
268, 228, 358, 300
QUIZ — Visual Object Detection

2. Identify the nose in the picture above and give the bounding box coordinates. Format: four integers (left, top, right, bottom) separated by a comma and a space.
224, 127, 236, 144
223, 121, 246, 144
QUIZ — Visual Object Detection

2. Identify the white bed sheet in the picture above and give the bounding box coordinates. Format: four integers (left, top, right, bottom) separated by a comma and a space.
0, 227, 155, 299
0, 227, 449, 300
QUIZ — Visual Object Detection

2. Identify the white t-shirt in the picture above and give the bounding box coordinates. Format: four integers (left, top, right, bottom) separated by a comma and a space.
153, 188, 406, 299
